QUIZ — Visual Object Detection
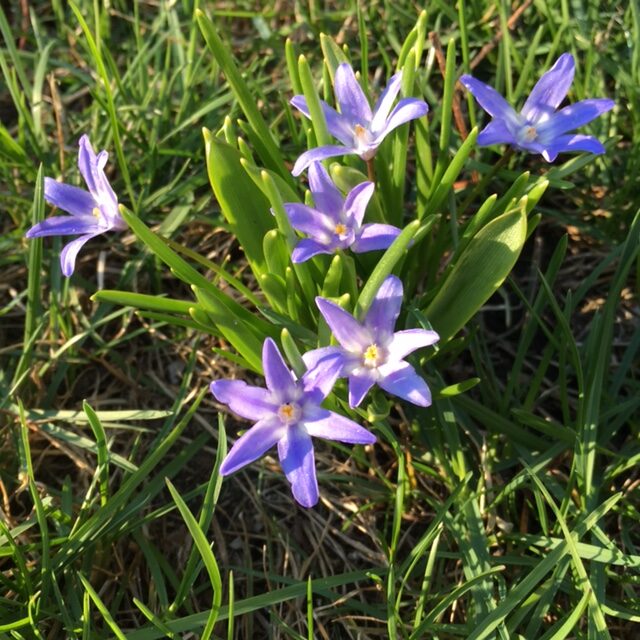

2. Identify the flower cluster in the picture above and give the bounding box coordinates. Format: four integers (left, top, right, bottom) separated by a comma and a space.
25, 52, 614, 508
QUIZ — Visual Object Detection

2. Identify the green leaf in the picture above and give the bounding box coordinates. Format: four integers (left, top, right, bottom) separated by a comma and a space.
93, 290, 195, 315
437, 378, 481, 398
193, 286, 272, 373
356, 220, 420, 319
166, 479, 222, 638
195, 9, 291, 183
298, 54, 331, 147
203, 131, 274, 275
425, 203, 527, 343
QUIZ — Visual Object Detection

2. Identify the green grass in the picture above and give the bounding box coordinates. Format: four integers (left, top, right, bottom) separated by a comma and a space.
1, 1, 638, 638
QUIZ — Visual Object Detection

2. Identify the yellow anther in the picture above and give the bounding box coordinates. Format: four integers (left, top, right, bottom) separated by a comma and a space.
335, 223, 347, 236
354, 124, 366, 138
92, 207, 101, 219
363, 344, 379, 367
277, 402, 300, 424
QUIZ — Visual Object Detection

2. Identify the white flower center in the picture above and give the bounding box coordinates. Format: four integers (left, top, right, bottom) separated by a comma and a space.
353, 123, 375, 158
362, 343, 383, 368
523, 125, 538, 142
277, 402, 301, 425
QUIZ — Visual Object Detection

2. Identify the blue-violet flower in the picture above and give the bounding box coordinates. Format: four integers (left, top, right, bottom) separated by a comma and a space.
25, 135, 127, 276
211, 338, 376, 508
307, 275, 439, 408
460, 53, 614, 162
291, 62, 429, 176
283, 162, 401, 262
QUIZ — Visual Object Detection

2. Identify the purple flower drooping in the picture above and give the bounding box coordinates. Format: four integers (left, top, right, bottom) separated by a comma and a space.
210, 338, 376, 508
283, 162, 401, 263
307, 275, 439, 408
460, 53, 614, 162
25, 135, 127, 276
291, 63, 429, 176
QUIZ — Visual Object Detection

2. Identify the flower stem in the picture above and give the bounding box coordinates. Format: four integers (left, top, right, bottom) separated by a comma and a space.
366, 158, 376, 183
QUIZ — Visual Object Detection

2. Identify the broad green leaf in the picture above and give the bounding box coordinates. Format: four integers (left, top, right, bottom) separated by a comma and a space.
329, 163, 385, 222
425, 203, 527, 342
203, 131, 273, 275
319, 33, 348, 80
193, 286, 273, 373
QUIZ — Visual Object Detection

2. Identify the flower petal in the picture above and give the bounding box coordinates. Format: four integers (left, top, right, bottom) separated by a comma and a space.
387, 329, 439, 361
219, 416, 283, 476
292, 145, 354, 177
284, 203, 335, 240
334, 63, 372, 124
343, 181, 374, 227
372, 97, 428, 141
301, 347, 345, 399
60, 233, 99, 276
290, 95, 354, 146
364, 275, 403, 337
352, 223, 401, 253
460, 75, 519, 123
25, 215, 101, 238
305, 410, 376, 444
371, 71, 403, 132
292, 238, 334, 263
210, 379, 276, 420
536, 98, 615, 139
377, 361, 432, 407
348, 373, 376, 408
315, 297, 371, 351
476, 120, 518, 146
277, 426, 318, 508
262, 338, 297, 396
43, 178, 97, 217
521, 53, 575, 124
78, 136, 118, 212
307, 161, 345, 216
540, 134, 606, 163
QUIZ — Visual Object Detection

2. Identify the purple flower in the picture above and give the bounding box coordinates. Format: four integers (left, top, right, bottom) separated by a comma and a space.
283, 162, 401, 263
307, 275, 439, 408
291, 63, 429, 176
210, 338, 376, 508
460, 53, 614, 162
25, 135, 127, 276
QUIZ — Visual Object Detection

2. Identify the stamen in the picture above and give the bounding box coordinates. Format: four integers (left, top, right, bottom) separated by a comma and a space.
354, 124, 367, 139
92, 207, 102, 220
277, 402, 301, 424
334, 223, 347, 236
363, 344, 380, 368
524, 126, 538, 141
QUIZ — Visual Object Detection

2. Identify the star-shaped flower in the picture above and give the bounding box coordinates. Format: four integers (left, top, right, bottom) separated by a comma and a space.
459, 53, 614, 162
25, 135, 127, 276
283, 162, 401, 262
211, 338, 376, 508
291, 63, 429, 176
306, 276, 439, 408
